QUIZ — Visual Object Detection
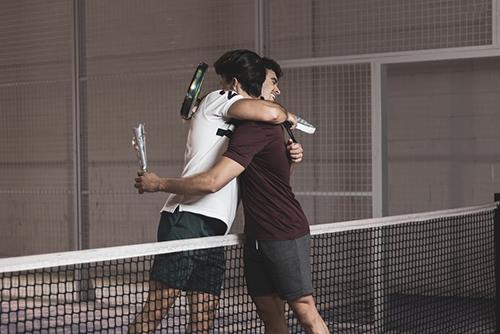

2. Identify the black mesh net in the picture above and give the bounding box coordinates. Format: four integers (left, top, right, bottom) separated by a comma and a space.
1, 205, 497, 333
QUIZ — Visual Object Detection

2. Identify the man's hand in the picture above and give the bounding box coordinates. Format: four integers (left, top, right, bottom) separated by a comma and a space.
135, 171, 162, 194
286, 139, 303, 163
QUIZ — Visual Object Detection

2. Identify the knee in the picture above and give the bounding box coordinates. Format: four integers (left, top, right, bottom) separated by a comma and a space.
191, 302, 218, 322
188, 298, 218, 333
289, 296, 321, 329
190, 293, 219, 315
294, 309, 314, 329
189, 293, 220, 331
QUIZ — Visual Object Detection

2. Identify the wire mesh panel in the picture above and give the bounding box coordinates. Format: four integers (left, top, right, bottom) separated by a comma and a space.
267, 0, 493, 59
0, 0, 73, 84
279, 63, 372, 224
1, 204, 495, 333
80, 0, 258, 248
81, 67, 242, 248
83, 0, 257, 76
0, 0, 75, 256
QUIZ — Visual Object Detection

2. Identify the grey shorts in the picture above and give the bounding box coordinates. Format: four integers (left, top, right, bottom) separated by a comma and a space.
244, 234, 313, 301
150, 209, 227, 296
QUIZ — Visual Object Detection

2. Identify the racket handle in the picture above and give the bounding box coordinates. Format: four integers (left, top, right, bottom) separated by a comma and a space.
283, 121, 297, 143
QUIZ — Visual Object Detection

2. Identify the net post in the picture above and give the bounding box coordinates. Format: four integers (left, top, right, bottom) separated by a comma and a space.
494, 193, 500, 333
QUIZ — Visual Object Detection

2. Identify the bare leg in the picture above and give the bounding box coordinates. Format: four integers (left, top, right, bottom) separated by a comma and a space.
288, 295, 329, 334
186, 292, 220, 333
252, 294, 288, 334
128, 280, 182, 333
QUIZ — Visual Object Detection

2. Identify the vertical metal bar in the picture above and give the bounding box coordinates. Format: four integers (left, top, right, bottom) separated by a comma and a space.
492, 0, 498, 47
371, 62, 387, 218
71, 0, 82, 251
255, 0, 265, 55
71, 2, 94, 301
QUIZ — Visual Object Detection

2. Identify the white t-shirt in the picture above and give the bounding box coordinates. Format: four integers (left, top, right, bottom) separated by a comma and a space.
161, 90, 243, 232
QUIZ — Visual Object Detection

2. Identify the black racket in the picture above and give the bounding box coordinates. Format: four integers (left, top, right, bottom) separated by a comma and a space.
180, 62, 208, 120
283, 121, 297, 143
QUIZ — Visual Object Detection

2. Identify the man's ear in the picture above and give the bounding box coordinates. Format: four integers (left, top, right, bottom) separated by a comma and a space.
231, 78, 243, 93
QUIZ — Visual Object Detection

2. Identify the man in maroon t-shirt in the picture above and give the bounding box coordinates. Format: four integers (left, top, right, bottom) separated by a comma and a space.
136, 59, 329, 334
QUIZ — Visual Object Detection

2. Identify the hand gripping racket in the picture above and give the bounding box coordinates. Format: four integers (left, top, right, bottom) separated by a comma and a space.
284, 116, 316, 143
180, 62, 208, 120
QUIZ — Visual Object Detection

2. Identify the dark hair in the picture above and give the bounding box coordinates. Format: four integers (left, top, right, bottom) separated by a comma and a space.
261, 57, 282, 80
214, 49, 265, 97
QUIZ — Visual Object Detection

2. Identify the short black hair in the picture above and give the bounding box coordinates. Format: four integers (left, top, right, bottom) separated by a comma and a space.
214, 49, 265, 97
261, 57, 282, 80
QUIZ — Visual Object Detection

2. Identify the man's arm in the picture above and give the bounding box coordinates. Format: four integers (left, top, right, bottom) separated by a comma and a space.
135, 157, 244, 195
228, 99, 297, 126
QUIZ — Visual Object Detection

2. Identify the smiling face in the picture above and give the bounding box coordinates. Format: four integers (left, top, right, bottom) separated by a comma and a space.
260, 69, 280, 101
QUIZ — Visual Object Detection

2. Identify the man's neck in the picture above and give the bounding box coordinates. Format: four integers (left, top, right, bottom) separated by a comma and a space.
220, 83, 253, 99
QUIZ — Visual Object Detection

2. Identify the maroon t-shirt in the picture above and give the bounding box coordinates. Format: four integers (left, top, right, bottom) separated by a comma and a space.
223, 121, 310, 240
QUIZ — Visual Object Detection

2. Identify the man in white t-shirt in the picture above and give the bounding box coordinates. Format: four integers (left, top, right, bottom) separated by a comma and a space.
128, 50, 302, 334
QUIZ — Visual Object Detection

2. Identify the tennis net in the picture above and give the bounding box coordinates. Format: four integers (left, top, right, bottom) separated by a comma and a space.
0, 203, 497, 333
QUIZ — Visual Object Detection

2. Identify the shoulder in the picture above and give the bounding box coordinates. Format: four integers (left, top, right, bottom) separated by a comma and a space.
198, 90, 243, 118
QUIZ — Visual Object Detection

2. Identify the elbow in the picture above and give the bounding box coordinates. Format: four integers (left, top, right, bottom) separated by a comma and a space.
206, 187, 218, 194
270, 112, 282, 124
266, 109, 284, 124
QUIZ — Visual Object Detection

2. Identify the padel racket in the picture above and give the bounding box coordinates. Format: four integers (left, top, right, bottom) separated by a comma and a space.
180, 62, 208, 120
